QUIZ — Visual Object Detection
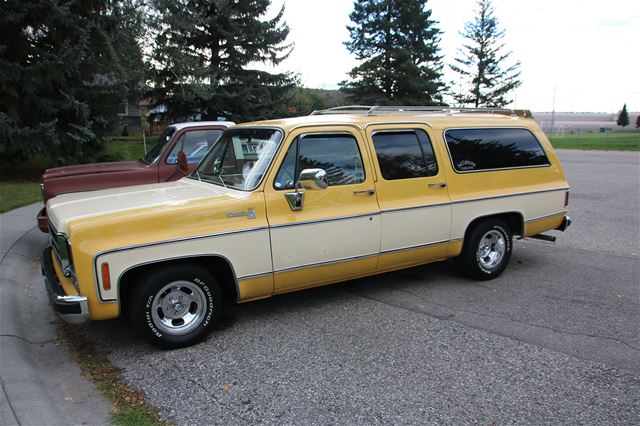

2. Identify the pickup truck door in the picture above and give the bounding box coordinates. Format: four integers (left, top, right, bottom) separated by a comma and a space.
365, 125, 453, 270
158, 128, 224, 182
264, 127, 381, 294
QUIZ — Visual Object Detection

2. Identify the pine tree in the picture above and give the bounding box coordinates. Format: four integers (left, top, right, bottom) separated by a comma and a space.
616, 104, 630, 128
340, 0, 446, 105
450, 0, 521, 107
636, 115, 640, 129
0, 0, 144, 170
148, 0, 297, 123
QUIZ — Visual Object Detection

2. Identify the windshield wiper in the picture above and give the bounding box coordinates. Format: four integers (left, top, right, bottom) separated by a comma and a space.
195, 170, 202, 182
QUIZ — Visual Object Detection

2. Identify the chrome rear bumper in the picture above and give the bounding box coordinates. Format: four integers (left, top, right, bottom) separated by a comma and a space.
556, 215, 572, 232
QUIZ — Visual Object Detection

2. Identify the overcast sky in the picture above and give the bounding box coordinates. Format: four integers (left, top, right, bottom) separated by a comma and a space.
260, 0, 639, 113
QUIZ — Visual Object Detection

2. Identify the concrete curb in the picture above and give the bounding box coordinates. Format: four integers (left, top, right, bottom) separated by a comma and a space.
0, 203, 111, 425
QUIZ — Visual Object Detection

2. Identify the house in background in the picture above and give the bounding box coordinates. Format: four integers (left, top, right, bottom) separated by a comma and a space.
117, 96, 168, 136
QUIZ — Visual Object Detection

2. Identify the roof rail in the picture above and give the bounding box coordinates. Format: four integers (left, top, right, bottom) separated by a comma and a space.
310, 105, 533, 118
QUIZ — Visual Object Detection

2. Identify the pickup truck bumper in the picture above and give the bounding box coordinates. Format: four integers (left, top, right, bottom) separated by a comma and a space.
556, 215, 572, 232
41, 246, 89, 324
37, 207, 49, 233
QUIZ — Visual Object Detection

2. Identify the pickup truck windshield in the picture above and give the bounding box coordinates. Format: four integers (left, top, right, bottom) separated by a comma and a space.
141, 127, 177, 164
190, 128, 283, 191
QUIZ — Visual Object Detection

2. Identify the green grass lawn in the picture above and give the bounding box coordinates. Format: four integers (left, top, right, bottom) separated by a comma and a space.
0, 139, 148, 214
109, 140, 147, 161
0, 181, 42, 213
548, 131, 639, 151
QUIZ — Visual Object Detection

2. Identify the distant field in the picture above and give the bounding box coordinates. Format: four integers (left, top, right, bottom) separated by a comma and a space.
548, 131, 639, 151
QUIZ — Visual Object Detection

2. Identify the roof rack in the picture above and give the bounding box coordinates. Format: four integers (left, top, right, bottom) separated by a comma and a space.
310, 105, 532, 119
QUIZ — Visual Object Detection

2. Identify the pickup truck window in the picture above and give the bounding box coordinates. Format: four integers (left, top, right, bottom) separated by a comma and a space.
372, 130, 438, 180
445, 128, 549, 172
166, 129, 223, 164
274, 133, 365, 190
142, 127, 177, 164
191, 128, 282, 191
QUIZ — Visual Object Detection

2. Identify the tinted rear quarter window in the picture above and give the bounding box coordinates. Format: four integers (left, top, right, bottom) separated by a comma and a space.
372, 130, 438, 180
445, 128, 549, 172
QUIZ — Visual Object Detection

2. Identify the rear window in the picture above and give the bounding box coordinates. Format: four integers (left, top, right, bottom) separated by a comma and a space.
444, 128, 549, 172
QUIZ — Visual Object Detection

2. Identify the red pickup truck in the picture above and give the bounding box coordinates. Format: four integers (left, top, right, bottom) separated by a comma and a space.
38, 121, 234, 232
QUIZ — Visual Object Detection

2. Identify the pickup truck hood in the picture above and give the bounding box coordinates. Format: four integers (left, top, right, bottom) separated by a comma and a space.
42, 160, 146, 180
46, 178, 242, 234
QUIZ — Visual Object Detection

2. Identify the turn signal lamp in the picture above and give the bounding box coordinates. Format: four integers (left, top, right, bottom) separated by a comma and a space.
101, 262, 111, 290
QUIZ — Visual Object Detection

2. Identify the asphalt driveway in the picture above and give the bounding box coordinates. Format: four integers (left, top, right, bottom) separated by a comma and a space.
1, 149, 638, 424
0, 204, 111, 425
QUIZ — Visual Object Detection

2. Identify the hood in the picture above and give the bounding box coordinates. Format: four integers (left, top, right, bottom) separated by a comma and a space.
46, 178, 246, 234
41, 160, 146, 180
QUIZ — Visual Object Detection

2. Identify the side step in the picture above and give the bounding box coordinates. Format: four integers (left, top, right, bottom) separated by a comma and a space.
528, 233, 557, 243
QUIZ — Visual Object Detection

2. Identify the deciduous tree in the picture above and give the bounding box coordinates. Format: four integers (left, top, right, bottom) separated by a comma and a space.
450, 0, 521, 107
340, 0, 446, 105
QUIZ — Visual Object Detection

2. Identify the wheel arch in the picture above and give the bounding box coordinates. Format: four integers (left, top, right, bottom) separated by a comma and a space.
462, 211, 524, 246
117, 255, 239, 316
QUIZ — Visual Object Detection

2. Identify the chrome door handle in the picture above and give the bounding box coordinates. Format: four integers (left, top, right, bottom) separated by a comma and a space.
428, 182, 447, 188
353, 189, 375, 195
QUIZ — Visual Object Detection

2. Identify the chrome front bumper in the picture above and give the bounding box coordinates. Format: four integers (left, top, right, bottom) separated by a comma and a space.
41, 247, 89, 324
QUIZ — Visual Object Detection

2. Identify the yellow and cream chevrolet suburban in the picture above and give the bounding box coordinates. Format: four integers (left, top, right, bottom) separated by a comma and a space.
42, 106, 571, 348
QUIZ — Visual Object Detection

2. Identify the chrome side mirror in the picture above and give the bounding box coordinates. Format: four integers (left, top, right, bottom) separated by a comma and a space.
284, 168, 328, 211
298, 168, 328, 191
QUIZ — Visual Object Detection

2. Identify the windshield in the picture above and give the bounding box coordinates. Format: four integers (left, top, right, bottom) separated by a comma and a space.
141, 127, 177, 164
190, 128, 283, 191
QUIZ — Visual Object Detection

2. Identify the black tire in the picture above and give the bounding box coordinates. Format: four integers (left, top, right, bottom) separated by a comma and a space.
128, 264, 221, 349
458, 219, 512, 280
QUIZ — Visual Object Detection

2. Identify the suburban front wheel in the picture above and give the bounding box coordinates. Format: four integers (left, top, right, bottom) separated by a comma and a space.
129, 265, 221, 349
458, 219, 512, 280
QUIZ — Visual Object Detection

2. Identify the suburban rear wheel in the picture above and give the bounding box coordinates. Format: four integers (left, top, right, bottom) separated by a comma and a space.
458, 219, 512, 280
129, 264, 221, 349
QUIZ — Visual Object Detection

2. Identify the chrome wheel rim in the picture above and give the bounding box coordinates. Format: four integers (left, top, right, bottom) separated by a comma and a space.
151, 281, 207, 335
477, 230, 506, 270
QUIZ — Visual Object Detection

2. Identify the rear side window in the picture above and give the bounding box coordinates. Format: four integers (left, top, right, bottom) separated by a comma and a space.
274, 133, 365, 190
445, 128, 549, 172
372, 130, 438, 180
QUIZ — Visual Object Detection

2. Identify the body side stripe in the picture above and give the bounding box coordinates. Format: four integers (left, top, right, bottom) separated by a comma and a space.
273, 252, 379, 274
270, 212, 380, 229
237, 271, 274, 281
93, 188, 568, 303
524, 210, 568, 223
380, 187, 568, 214
380, 238, 462, 255
450, 187, 569, 205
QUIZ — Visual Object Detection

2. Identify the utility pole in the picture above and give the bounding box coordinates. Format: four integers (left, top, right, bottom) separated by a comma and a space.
551, 86, 556, 127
